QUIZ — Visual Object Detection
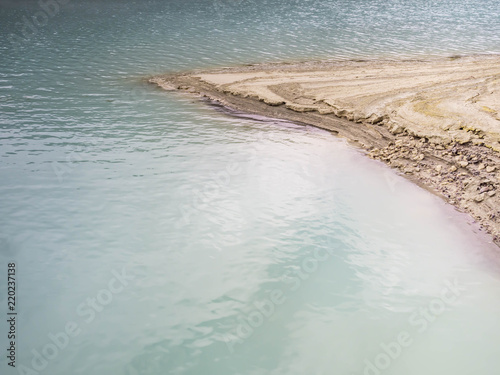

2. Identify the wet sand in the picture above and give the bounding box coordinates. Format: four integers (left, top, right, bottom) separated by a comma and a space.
150, 55, 500, 245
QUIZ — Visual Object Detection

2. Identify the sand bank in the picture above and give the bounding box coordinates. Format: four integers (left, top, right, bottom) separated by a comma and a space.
150, 56, 500, 244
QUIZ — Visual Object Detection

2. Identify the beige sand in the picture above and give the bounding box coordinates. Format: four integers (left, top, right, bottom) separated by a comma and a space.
150, 56, 500, 244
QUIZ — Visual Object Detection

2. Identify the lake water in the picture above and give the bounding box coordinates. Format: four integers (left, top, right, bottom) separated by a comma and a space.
1, 1, 500, 374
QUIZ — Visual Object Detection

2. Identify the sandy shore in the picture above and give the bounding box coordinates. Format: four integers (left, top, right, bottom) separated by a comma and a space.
150, 55, 500, 245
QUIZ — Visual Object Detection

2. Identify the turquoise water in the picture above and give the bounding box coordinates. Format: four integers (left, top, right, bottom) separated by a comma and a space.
1, 1, 500, 374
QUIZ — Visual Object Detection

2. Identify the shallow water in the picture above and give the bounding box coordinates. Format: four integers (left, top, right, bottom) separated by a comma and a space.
1, 1, 500, 374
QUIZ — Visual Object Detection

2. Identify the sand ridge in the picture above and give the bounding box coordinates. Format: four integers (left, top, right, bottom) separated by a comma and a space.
150, 56, 500, 244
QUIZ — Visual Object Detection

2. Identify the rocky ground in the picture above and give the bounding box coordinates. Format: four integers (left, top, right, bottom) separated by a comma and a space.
367, 133, 499, 242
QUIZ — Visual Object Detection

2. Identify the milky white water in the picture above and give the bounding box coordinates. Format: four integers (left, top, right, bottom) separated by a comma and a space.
1, 1, 500, 374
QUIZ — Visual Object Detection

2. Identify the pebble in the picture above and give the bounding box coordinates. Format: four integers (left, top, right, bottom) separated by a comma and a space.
435, 165, 442, 173
474, 194, 485, 203
449, 165, 457, 172
391, 125, 404, 135
458, 161, 469, 167
486, 166, 496, 173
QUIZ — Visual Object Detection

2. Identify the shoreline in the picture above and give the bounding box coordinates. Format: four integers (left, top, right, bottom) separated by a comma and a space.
150, 55, 500, 246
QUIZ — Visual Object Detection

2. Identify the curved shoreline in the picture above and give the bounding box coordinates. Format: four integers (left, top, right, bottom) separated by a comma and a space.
150, 56, 500, 246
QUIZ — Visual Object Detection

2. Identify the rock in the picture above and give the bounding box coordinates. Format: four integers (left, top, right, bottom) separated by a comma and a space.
435, 165, 443, 173
488, 190, 496, 197
395, 140, 403, 147
285, 103, 315, 111
478, 163, 485, 170
455, 132, 472, 144
449, 165, 458, 172
353, 112, 364, 122
474, 194, 485, 203
369, 114, 385, 124
318, 108, 335, 114
458, 161, 469, 168
486, 166, 496, 173
390, 124, 404, 135
417, 154, 425, 161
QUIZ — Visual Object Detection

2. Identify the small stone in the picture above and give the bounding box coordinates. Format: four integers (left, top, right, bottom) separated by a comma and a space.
415, 168, 421, 172
458, 161, 469, 168
435, 165, 443, 173
370, 115, 385, 124
391, 124, 404, 135
488, 190, 496, 197
449, 165, 457, 172
395, 140, 403, 147
474, 194, 485, 203
478, 163, 485, 170
486, 166, 496, 173
417, 154, 425, 161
